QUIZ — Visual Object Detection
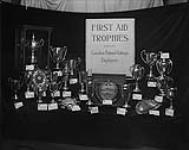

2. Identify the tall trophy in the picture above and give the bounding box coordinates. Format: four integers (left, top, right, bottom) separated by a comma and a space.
28, 34, 44, 64
130, 64, 144, 92
50, 46, 67, 70
79, 71, 87, 94
140, 50, 157, 80
8, 78, 22, 101
62, 62, 70, 91
156, 57, 173, 96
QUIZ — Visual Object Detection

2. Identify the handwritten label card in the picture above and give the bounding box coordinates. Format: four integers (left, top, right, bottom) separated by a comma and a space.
26, 64, 34, 71
71, 105, 81, 112
154, 95, 163, 103
54, 90, 60, 97
48, 103, 58, 111
147, 81, 157, 87
117, 107, 127, 116
69, 78, 78, 84
89, 106, 99, 114
79, 94, 89, 101
14, 102, 24, 109
132, 93, 142, 100
149, 110, 160, 116
37, 103, 48, 111
160, 52, 170, 59
103, 100, 112, 105
25, 91, 35, 99
165, 108, 174, 117
62, 91, 72, 98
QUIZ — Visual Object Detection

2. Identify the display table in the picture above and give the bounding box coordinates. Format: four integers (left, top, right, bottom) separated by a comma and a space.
2, 106, 183, 150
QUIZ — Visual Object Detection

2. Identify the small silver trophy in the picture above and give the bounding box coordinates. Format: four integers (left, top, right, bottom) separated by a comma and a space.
79, 71, 87, 94
50, 46, 67, 70
62, 62, 70, 91
156, 57, 173, 96
130, 64, 145, 92
166, 87, 177, 110
140, 50, 157, 80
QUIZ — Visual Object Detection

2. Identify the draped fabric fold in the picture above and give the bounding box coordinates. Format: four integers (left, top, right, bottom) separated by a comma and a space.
21, 0, 164, 12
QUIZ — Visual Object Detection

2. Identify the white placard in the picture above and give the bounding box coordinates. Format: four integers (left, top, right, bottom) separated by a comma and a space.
165, 108, 174, 117
25, 64, 34, 71
79, 94, 89, 101
37, 103, 48, 111
149, 110, 160, 116
14, 102, 24, 109
147, 81, 157, 87
89, 106, 99, 114
54, 91, 60, 97
25, 91, 35, 99
53, 70, 63, 77
160, 52, 170, 59
86, 19, 135, 75
102, 100, 112, 105
69, 78, 78, 84
117, 107, 127, 116
71, 105, 81, 112
154, 95, 163, 103
62, 91, 72, 98
132, 93, 142, 100
48, 103, 58, 111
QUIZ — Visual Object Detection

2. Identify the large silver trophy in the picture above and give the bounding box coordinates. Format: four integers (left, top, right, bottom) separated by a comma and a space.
156, 57, 173, 96
50, 46, 67, 70
140, 50, 157, 80
130, 64, 144, 92
29, 34, 44, 64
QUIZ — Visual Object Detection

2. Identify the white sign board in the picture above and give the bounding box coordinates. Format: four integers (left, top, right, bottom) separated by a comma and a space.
86, 18, 135, 75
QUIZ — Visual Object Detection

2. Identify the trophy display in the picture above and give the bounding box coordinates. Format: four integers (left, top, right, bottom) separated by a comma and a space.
130, 64, 145, 93
140, 50, 158, 81
50, 46, 67, 70
156, 57, 173, 96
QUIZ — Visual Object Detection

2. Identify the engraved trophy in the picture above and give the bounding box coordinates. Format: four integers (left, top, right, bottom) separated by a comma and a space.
156, 57, 173, 96
166, 87, 177, 111
28, 34, 44, 65
62, 62, 70, 91
130, 64, 145, 93
79, 71, 87, 94
50, 46, 67, 70
8, 78, 22, 102
140, 50, 157, 81
32, 69, 48, 103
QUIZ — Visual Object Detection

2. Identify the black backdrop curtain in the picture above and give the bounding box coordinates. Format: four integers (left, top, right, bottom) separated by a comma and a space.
1, 2, 189, 110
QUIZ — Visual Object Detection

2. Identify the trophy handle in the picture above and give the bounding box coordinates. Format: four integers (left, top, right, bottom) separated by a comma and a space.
140, 50, 147, 64
167, 59, 173, 75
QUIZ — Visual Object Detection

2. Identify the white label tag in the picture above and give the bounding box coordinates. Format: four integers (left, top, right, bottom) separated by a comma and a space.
165, 108, 174, 117
132, 94, 142, 100
14, 102, 24, 109
154, 95, 163, 103
90, 106, 99, 114
161, 52, 170, 59
25, 65, 34, 71
37, 103, 48, 111
71, 105, 81, 112
62, 91, 72, 98
25, 91, 35, 99
79, 94, 88, 101
53, 71, 63, 77
69, 78, 78, 84
54, 91, 60, 97
42, 92, 46, 97
147, 81, 157, 87
149, 110, 160, 116
103, 100, 112, 105
48, 103, 58, 111
117, 107, 127, 116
